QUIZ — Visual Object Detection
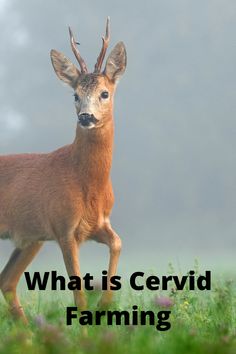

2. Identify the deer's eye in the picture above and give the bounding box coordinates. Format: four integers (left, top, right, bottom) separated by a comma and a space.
101, 91, 109, 99
74, 93, 79, 102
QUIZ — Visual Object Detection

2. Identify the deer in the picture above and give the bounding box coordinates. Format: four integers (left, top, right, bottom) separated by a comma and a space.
0, 17, 127, 323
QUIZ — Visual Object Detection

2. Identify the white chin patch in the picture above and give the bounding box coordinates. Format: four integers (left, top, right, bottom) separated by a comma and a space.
79, 122, 96, 129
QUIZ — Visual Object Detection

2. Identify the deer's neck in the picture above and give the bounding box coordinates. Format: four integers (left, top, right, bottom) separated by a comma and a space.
70, 121, 114, 188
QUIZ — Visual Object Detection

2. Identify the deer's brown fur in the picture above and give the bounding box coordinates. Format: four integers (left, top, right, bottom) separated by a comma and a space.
0, 19, 127, 323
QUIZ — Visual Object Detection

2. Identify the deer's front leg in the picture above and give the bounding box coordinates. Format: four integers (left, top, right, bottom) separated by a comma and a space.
94, 222, 122, 307
58, 237, 87, 310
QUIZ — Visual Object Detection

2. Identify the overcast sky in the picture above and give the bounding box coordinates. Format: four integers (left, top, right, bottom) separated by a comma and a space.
0, 0, 235, 276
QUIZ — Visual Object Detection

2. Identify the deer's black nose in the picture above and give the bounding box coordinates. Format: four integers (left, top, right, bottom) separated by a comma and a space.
78, 113, 98, 127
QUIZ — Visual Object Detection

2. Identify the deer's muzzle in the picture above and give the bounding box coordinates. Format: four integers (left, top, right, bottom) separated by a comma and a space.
77, 113, 99, 128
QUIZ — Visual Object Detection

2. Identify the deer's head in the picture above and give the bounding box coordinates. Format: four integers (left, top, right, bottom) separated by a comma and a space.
51, 18, 127, 130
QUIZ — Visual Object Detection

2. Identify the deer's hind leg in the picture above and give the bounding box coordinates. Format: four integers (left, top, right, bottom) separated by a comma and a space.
0, 242, 43, 323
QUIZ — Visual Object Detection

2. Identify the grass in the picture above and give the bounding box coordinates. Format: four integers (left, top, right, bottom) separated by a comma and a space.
0, 270, 235, 354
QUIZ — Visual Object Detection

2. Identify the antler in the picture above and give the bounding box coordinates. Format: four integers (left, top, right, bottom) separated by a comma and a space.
94, 17, 110, 73
68, 26, 88, 73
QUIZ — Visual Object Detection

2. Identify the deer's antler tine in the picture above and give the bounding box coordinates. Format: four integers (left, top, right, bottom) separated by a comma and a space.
94, 17, 110, 73
68, 26, 88, 73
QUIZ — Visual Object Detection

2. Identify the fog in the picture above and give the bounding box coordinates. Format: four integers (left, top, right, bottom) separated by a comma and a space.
0, 0, 235, 276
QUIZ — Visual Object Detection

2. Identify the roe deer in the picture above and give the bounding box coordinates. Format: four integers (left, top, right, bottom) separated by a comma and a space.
0, 17, 127, 323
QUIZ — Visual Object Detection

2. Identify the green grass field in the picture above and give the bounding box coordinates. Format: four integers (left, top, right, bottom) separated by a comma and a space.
0, 270, 235, 354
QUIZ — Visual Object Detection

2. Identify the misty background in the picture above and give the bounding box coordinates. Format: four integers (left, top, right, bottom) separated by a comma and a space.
0, 0, 235, 278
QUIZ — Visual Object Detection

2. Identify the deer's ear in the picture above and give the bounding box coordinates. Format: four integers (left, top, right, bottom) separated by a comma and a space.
50, 49, 80, 89
104, 42, 127, 83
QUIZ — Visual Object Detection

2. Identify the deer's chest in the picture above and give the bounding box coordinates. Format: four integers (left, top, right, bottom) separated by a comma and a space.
74, 205, 103, 242
75, 189, 113, 240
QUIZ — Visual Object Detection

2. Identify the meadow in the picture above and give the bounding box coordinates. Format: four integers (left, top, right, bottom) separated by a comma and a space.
0, 267, 235, 354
